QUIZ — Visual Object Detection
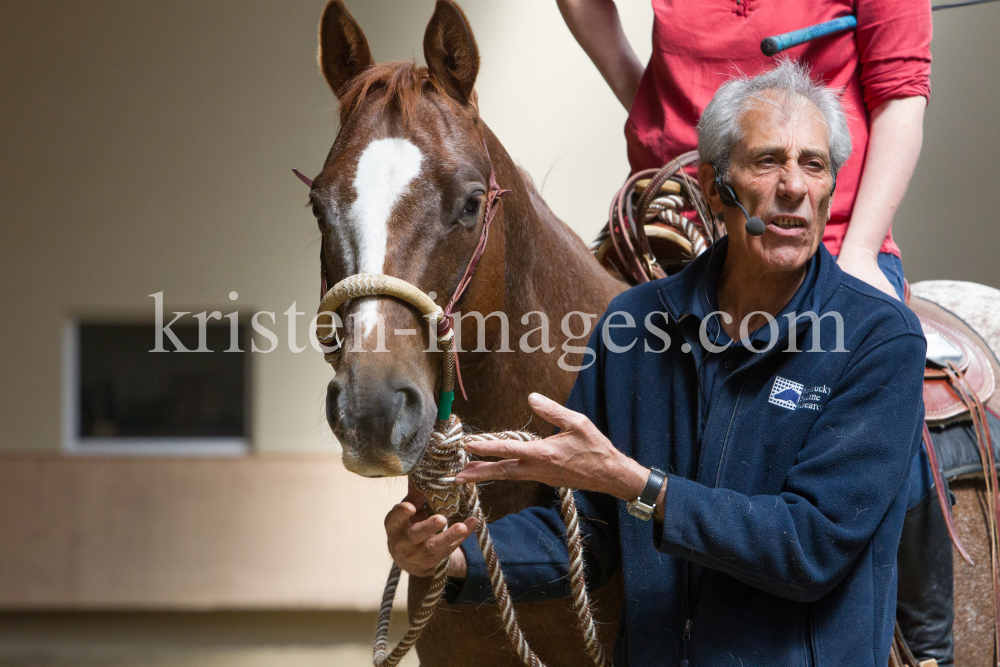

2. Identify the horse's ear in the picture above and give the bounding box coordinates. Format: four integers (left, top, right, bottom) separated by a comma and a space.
423, 0, 479, 106
318, 0, 374, 99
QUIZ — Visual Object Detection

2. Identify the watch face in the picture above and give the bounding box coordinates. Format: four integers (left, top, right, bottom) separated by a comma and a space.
627, 500, 654, 521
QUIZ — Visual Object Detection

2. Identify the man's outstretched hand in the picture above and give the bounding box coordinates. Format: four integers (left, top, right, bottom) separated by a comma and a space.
387, 393, 651, 579
455, 392, 648, 502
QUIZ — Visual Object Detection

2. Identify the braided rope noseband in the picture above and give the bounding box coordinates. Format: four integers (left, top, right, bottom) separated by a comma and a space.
316, 273, 610, 667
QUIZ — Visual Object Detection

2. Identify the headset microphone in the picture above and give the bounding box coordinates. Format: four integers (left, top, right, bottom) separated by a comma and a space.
740, 204, 766, 236
715, 171, 765, 237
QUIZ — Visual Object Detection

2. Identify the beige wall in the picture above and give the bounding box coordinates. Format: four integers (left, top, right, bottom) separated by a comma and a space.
0, 456, 405, 610
0, 0, 653, 455
2, 1, 998, 455
894, 4, 1000, 286
0, 610, 419, 666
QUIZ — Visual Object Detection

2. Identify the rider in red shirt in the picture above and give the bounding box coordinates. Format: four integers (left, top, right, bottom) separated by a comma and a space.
557, 0, 946, 663
559, 0, 930, 299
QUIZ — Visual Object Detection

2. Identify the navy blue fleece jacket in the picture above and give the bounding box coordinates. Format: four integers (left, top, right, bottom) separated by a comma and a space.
446, 240, 926, 667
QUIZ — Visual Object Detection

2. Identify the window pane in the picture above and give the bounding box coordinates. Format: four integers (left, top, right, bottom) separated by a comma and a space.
78, 323, 247, 439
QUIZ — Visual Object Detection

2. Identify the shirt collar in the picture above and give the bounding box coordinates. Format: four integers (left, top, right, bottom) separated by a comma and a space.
657, 236, 833, 351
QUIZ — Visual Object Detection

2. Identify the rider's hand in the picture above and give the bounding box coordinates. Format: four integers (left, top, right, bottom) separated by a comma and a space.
837, 245, 899, 300
385, 480, 478, 579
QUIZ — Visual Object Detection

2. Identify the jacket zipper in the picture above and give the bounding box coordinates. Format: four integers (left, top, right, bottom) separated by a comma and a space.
805, 605, 816, 667
714, 377, 748, 488
680, 615, 693, 665
680, 560, 693, 666
683, 366, 745, 666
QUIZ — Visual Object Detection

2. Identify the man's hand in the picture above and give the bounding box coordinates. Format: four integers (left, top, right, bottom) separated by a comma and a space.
385, 480, 478, 579
837, 245, 899, 300
455, 393, 648, 501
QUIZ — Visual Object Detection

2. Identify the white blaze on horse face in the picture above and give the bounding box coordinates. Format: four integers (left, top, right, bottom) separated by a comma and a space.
348, 137, 423, 336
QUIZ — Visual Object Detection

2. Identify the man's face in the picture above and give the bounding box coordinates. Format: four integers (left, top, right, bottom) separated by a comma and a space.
711, 92, 835, 273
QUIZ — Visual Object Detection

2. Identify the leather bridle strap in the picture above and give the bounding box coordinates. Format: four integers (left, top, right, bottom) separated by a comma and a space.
290, 168, 330, 300
438, 142, 511, 337
434, 140, 511, 399
921, 422, 973, 565
945, 362, 1000, 658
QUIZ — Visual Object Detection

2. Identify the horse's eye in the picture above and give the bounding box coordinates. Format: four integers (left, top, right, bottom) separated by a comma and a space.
462, 197, 481, 217
313, 204, 323, 226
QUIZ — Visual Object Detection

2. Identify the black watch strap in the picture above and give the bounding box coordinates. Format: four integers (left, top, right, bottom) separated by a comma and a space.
641, 468, 666, 506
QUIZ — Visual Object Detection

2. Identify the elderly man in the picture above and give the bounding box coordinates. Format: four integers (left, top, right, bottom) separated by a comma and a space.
386, 60, 926, 666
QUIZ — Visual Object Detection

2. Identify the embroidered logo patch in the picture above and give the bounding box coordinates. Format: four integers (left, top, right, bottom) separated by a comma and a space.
769, 376, 804, 410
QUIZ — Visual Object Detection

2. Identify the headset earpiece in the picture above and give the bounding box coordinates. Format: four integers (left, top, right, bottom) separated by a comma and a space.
713, 165, 765, 237
716, 180, 740, 209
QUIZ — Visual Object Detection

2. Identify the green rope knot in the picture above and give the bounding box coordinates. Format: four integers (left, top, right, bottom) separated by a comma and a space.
437, 390, 455, 421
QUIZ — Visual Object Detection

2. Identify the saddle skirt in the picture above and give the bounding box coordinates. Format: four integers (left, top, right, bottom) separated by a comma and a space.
911, 296, 996, 424
910, 295, 1000, 479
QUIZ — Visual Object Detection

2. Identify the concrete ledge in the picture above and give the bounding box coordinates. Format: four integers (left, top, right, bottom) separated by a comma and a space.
0, 610, 418, 667
0, 455, 408, 610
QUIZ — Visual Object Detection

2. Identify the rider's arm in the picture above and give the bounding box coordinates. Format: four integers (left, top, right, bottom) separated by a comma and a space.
837, 0, 931, 296
838, 97, 925, 298
556, 0, 645, 111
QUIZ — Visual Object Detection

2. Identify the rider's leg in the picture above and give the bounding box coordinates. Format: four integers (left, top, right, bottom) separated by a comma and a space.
897, 445, 955, 665
879, 252, 955, 666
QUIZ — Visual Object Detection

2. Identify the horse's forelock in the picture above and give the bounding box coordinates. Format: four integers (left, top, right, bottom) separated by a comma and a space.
338, 61, 454, 128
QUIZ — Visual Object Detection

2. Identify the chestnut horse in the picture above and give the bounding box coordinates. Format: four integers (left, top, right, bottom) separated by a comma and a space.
311, 1, 622, 664
305, 1, 1000, 665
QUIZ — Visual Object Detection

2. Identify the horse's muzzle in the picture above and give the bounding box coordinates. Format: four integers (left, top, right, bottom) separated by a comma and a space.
326, 377, 432, 477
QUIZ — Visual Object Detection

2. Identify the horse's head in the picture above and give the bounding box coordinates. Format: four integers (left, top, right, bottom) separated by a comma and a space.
310, 0, 508, 477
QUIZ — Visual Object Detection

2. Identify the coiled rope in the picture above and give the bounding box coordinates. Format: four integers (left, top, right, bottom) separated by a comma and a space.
316, 273, 609, 667
591, 150, 715, 284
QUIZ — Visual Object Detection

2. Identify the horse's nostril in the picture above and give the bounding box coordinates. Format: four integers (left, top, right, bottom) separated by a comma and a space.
391, 383, 424, 448
326, 381, 343, 430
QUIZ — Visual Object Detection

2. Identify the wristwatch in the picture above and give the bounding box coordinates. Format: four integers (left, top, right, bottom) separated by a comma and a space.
626, 468, 666, 521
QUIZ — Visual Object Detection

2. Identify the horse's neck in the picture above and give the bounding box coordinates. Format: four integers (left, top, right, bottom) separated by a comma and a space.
506, 181, 620, 333
456, 146, 624, 435
449, 140, 624, 517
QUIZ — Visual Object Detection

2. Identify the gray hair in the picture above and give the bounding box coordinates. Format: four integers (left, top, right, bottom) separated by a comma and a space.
697, 59, 851, 182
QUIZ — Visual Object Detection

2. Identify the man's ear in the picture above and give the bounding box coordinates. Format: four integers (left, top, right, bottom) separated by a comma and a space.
423, 0, 479, 106
318, 0, 375, 99
698, 162, 724, 214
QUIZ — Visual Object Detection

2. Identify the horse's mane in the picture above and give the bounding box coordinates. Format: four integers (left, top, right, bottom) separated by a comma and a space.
339, 61, 452, 126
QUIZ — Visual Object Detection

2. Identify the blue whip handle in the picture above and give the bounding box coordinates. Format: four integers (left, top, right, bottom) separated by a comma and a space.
761, 15, 857, 56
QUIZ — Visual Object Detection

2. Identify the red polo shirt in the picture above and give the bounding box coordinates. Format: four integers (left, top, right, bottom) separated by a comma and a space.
626, 0, 932, 257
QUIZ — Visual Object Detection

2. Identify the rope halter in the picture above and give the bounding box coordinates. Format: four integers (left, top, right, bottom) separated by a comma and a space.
314, 272, 610, 667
